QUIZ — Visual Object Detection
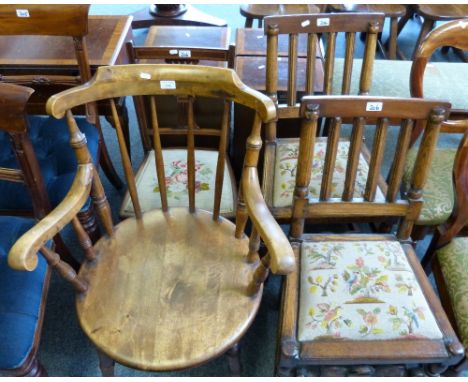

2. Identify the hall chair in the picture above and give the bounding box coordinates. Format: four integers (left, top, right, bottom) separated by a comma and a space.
275, 95, 464, 377
0, 83, 54, 376
122, 42, 237, 218
419, 130, 468, 376
262, 12, 385, 220
0, 4, 123, 196
7, 64, 295, 376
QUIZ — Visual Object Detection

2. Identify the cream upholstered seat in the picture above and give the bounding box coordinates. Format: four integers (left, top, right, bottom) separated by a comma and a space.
298, 239, 442, 342
121, 149, 235, 217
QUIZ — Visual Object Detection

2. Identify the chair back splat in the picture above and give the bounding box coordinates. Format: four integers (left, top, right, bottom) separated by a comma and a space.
8, 64, 295, 375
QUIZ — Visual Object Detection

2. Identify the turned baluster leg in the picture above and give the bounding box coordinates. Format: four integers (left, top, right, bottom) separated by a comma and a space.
97, 350, 115, 377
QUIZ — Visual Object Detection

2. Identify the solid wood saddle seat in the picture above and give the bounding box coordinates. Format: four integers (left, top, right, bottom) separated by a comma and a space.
76, 208, 262, 371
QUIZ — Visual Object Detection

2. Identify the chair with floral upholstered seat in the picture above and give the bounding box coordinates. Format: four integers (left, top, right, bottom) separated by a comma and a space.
275, 95, 464, 377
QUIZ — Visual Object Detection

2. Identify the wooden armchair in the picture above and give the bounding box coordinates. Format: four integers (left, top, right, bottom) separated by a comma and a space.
276, 96, 464, 376
0, 83, 53, 376
7, 65, 295, 376
0, 4, 123, 194
262, 13, 385, 220
122, 42, 237, 218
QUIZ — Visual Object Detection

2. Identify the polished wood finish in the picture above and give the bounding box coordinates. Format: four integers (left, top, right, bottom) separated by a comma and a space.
0, 8, 133, 190
412, 5, 468, 60
240, 4, 319, 28
329, 4, 407, 59
8, 65, 295, 375
276, 96, 463, 376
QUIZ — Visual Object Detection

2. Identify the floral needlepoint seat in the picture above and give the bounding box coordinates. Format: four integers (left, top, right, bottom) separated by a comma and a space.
121, 149, 235, 217
273, 139, 385, 208
298, 240, 442, 342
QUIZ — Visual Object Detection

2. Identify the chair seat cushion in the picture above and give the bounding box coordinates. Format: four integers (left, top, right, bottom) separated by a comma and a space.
0, 115, 99, 211
403, 147, 456, 225
298, 239, 442, 342
334, 58, 468, 110
120, 149, 235, 217
273, 139, 385, 208
0, 216, 48, 370
437, 237, 468, 348
76, 208, 261, 371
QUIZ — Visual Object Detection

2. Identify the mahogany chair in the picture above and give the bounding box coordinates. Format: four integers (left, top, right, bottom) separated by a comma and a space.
402, 20, 468, 242
262, 12, 384, 220
275, 95, 464, 376
122, 42, 237, 218
0, 4, 123, 193
7, 65, 295, 376
420, 130, 468, 376
0, 83, 54, 376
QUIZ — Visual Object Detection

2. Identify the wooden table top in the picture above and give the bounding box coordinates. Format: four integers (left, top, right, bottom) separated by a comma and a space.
145, 25, 230, 49
235, 55, 324, 93
416, 4, 468, 20
240, 4, 319, 19
236, 28, 317, 57
0, 15, 133, 69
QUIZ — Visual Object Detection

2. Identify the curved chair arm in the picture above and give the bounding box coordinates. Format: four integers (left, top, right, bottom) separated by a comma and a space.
8, 163, 94, 271
242, 167, 295, 275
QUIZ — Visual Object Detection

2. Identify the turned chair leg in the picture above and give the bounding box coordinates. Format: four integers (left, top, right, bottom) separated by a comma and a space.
97, 350, 115, 377
226, 343, 241, 377
18, 356, 48, 377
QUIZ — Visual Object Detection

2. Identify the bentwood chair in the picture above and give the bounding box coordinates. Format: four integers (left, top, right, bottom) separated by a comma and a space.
275, 96, 464, 377
8, 65, 295, 376
0, 83, 54, 376
261, 13, 385, 220
400, 19, 468, 242
122, 42, 237, 218
0, 4, 123, 200
420, 130, 468, 376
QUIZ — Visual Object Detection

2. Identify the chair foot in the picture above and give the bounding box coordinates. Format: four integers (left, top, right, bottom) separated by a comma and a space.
18, 356, 48, 377
226, 343, 241, 377
97, 350, 115, 377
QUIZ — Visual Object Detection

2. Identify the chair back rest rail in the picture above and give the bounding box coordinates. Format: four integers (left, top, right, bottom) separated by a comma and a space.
290, 96, 449, 241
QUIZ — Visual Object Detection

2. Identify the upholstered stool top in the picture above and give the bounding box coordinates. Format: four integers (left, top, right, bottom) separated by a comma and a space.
273, 139, 385, 208
298, 240, 443, 342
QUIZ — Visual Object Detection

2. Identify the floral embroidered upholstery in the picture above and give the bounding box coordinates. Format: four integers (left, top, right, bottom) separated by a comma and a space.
298, 240, 443, 341
121, 149, 234, 217
273, 140, 385, 208
403, 147, 456, 226
437, 238, 468, 348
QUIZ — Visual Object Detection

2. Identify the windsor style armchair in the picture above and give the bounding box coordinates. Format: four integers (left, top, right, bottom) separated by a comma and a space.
122, 42, 237, 218
8, 65, 295, 376
276, 96, 464, 376
261, 12, 385, 220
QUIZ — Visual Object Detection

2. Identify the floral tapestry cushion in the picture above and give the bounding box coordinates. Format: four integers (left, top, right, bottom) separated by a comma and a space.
121, 149, 235, 217
298, 240, 443, 342
403, 147, 456, 226
273, 140, 385, 208
437, 238, 468, 348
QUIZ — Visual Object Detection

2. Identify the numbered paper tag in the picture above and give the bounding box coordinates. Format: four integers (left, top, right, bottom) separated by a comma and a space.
140, 72, 151, 80
16, 9, 30, 17
366, 102, 383, 112
178, 50, 191, 58
317, 18, 330, 27
301, 20, 310, 27
160, 80, 176, 90
169, 49, 178, 55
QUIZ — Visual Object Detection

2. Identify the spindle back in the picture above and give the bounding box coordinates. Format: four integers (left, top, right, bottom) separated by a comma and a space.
289, 96, 450, 240
47, 64, 275, 222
